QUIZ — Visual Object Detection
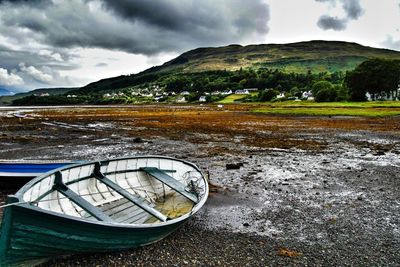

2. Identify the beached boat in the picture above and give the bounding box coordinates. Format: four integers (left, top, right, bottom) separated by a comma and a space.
0, 160, 76, 189
0, 156, 208, 266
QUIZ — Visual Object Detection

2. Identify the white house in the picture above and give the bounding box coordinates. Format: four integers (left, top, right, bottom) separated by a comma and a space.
176, 97, 187, 103
235, 89, 249, 94
302, 91, 312, 99
276, 93, 285, 99
244, 88, 258, 92
181, 91, 190, 95
199, 96, 207, 102
34, 92, 50, 97
222, 90, 233, 95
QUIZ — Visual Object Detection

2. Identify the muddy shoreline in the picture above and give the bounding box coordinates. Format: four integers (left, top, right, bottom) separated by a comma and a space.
1, 105, 399, 266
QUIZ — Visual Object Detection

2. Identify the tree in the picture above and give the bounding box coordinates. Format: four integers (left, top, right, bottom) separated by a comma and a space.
335, 84, 349, 101
312, 81, 334, 96
345, 59, 400, 101
289, 86, 302, 98
315, 87, 337, 102
259, 89, 278, 102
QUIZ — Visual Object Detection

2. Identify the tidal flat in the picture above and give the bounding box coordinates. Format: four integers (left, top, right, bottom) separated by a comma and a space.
0, 104, 399, 266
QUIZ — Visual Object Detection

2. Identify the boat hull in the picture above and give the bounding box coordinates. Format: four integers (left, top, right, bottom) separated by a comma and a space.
0, 162, 75, 190
0, 202, 187, 266
0, 156, 208, 266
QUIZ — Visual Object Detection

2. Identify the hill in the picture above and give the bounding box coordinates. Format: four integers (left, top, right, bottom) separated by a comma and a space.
160, 40, 400, 73
79, 40, 400, 94
0, 87, 78, 105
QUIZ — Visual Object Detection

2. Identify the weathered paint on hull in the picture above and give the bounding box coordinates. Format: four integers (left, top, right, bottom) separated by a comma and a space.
0, 203, 187, 266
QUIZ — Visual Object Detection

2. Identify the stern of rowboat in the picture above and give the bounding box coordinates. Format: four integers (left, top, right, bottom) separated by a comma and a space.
0, 196, 18, 266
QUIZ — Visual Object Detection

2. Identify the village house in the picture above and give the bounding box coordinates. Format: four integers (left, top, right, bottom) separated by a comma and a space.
199, 96, 207, 102
34, 92, 50, 97
244, 88, 258, 92
276, 92, 285, 99
302, 91, 312, 99
175, 96, 186, 103
235, 89, 250, 94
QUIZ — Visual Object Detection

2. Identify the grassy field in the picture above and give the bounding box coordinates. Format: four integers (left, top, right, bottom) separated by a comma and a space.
252, 101, 400, 117
218, 94, 249, 103
218, 93, 258, 104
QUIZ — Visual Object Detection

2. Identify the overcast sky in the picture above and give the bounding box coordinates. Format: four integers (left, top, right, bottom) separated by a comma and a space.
0, 0, 399, 91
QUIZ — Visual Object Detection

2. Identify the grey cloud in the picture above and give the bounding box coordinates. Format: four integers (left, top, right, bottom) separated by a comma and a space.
342, 0, 363, 19
19, 63, 53, 83
0, 0, 270, 89
0, 44, 80, 89
316, 0, 364, 31
95, 63, 108, 67
0, 67, 24, 86
0, 45, 78, 71
317, 15, 347, 31
0, 0, 52, 9
0, 0, 270, 55
382, 36, 400, 51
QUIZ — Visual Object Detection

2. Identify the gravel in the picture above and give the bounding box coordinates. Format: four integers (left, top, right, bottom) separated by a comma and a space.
0, 106, 399, 266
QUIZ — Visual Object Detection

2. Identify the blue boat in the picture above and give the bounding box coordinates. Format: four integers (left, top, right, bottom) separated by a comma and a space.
0, 161, 76, 189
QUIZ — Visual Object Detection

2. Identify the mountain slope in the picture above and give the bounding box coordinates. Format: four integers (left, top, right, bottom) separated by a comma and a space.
79, 41, 400, 94
160, 40, 400, 73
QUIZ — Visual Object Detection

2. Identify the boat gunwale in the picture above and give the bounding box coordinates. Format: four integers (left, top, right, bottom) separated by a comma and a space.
11, 155, 209, 229
0, 172, 43, 177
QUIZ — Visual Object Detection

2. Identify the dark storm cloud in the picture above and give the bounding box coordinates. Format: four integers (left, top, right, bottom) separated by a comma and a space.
0, 0, 270, 55
101, 0, 269, 37
0, 0, 270, 88
316, 0, 364, 31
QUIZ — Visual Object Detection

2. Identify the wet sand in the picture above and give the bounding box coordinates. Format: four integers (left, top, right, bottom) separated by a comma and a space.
0, 104, 399, 266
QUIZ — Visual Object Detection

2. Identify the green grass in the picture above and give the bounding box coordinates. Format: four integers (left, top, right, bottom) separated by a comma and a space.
266, 101, 400, 108
252, 101, 400, 117
218, 94, 250, 103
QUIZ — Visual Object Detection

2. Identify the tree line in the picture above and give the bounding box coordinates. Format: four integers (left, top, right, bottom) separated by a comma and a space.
12, 58, 400, 105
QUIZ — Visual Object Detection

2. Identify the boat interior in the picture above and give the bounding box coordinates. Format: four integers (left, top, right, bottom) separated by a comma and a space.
20, 158, 206, 225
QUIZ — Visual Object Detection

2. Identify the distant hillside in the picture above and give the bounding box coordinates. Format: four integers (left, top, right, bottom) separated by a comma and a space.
160, 40, 400, 73
0, 87, 78, 105
0, 88, 14, 96
79, 40, 400, 94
